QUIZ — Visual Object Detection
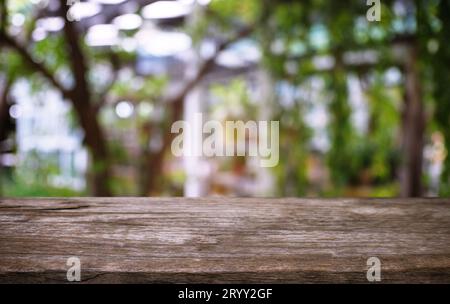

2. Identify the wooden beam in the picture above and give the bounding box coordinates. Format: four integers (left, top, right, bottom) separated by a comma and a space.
0, 198, 449, 283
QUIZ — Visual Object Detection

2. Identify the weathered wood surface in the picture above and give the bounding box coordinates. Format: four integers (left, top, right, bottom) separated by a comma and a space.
0, 197, 449, 283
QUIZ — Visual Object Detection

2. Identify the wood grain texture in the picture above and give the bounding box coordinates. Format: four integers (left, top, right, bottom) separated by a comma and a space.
0, 197, 449, 283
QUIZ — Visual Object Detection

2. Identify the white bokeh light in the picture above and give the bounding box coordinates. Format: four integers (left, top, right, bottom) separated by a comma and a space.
93, 0, 127, 4
113, 13, 143, 30
197, 0, 211, 5
32, 27, 47, 41
216, 40, 261, 68
142, 1, 192, 19
178, 0, 211, 5
68, 1, 102, 21
138, 102, 154, 118
86, 24, 119, 47
11, 13, 25, 27
115, 101, 134, 119
120, 37, 138, 52
9, 105, 21, 119
36, 17, 65, 32
135, 28, 191, 56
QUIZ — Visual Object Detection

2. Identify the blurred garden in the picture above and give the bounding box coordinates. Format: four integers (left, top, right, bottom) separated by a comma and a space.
0, 0, 449, 197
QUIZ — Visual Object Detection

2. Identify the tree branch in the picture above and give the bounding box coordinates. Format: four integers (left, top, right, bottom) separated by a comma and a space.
169, 24, 254, 118
58, 1, 91, 104
95, 52, 120, 112
0, 0, 7, 35
144, 25, 254, 194
0, 31, 71, 99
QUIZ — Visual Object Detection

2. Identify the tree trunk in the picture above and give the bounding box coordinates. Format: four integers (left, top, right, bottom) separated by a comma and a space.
0, 78, 12, 143
71, 101, 111, 196
400, 45, 425, 197
0, 78, 13, 197
143, 95, 184, 196
0, 2, 112, 196
59, 1, 111, 196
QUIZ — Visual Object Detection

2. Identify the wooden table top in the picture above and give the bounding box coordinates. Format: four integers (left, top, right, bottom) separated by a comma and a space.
1, 197, 449, 283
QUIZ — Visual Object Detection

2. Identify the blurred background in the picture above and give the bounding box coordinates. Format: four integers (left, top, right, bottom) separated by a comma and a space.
0, 0, 449, 197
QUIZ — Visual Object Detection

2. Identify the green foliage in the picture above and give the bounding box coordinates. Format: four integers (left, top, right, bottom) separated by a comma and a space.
2, 160, 84, 197
325, 67, 354, 187
2, 0, 450, 197
366, 72, 401, 182
209, 0, 261, 25
111, 75, 167, 100
0, 50, 26, 80
273, 103, 311, 196
33, 35, 70, 74
210, 78, 255, 120
3, 178, 83, 197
